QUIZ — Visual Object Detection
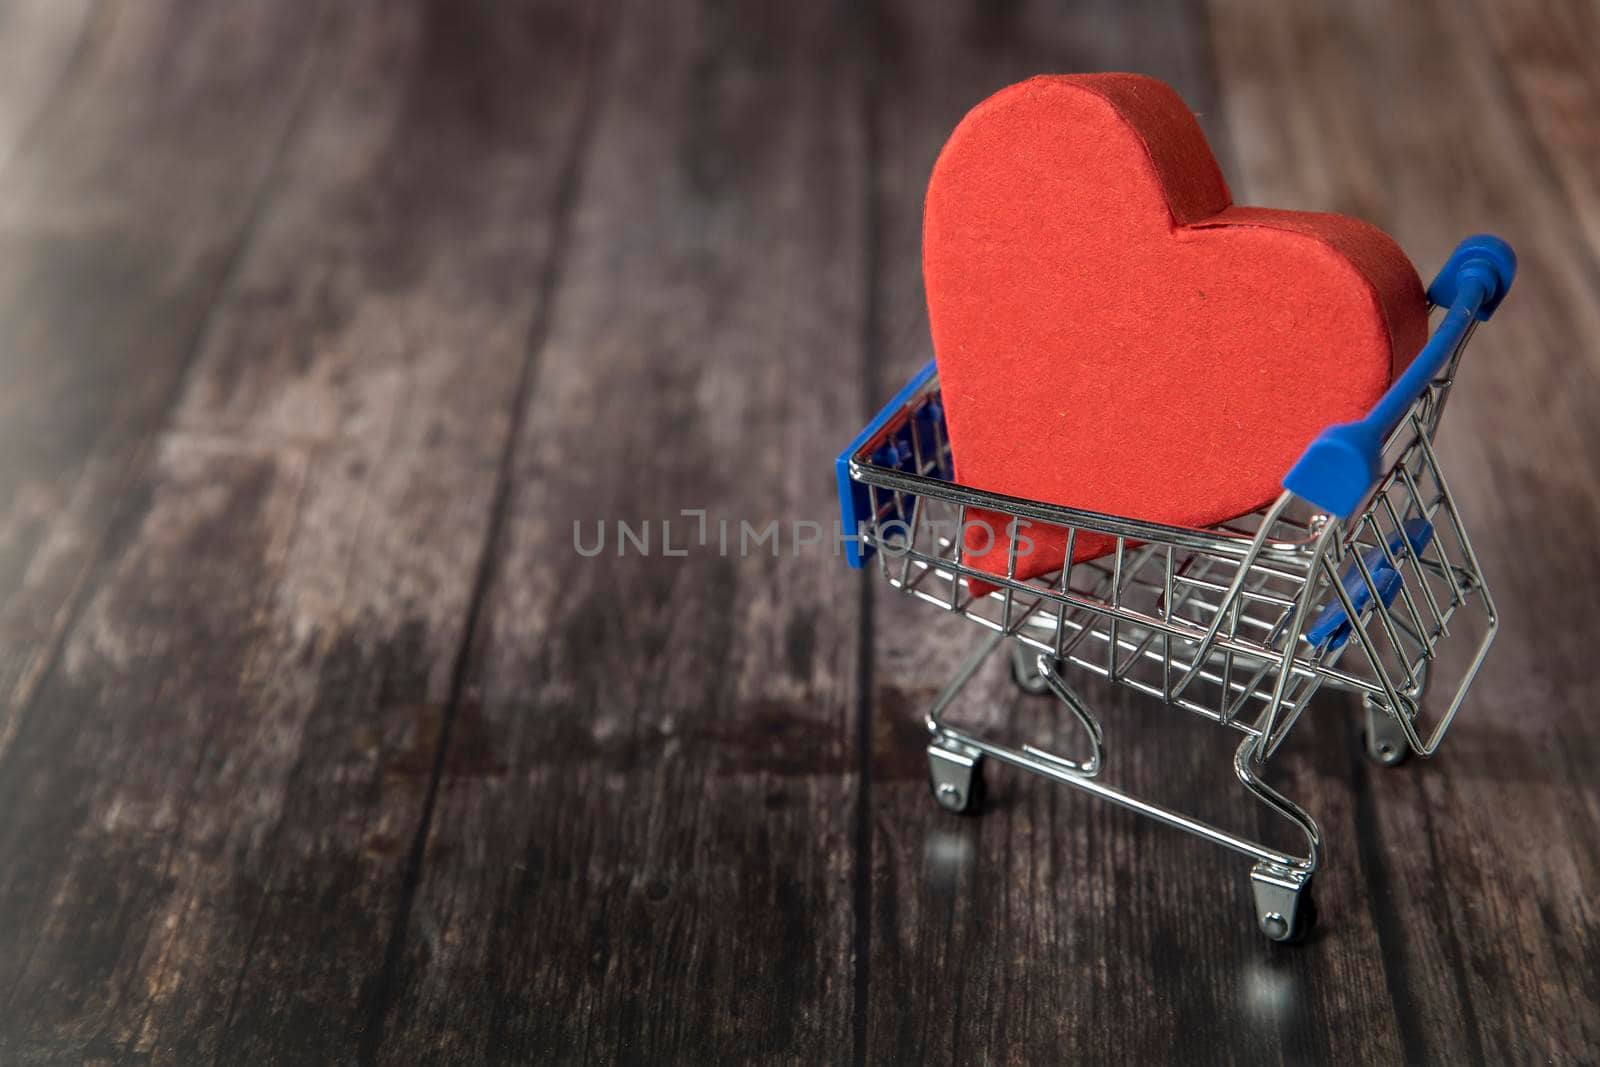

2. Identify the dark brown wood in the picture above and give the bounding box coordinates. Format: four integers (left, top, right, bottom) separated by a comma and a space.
0, 0, 1596, 1063
0, 0, 615, 1062
371, 2, 868, 1061
0, 0, 328, 760
1210, 3, 1600, 1060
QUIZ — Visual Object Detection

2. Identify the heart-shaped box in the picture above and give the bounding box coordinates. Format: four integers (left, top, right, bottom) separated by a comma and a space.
923, 74, 1428, 592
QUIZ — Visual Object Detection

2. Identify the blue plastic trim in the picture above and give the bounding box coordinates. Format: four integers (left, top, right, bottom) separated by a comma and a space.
836, 359, 939, 568
1426, 234, 1517, 320
1283, 234, 1516, 518
1306, 518, 1434, 650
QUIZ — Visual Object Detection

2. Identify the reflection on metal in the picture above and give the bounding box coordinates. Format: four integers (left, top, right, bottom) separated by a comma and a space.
849, 293, 1499, 941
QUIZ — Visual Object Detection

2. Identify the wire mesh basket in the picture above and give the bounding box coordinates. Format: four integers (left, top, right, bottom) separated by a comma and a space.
836, 235, 1515, 941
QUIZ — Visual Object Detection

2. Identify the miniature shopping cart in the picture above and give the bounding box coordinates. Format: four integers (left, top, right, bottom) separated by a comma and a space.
836, 235, 1515, 942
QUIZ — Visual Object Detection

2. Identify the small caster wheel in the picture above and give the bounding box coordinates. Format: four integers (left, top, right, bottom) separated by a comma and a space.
1251, 863, 1317, 944
1008, 643, 1051, 697
927, 739, 985, 815
1364, 732, 1408, 767
1364, 700, 1410, 767
1263, 890, 1317, 944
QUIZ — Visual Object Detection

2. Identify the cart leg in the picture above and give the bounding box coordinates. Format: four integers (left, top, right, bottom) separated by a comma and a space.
1250, 863, 1316, 944
1235, 737, 1321, 943
1008, 640, 1051, 696
928, 736, 985, 815
1363, 700, 1410, 767
1363, 639, 1428, 766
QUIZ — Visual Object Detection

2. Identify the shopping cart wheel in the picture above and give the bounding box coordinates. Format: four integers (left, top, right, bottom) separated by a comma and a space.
1250, 863, 1317, 944
1278, 891, 1318, 944
1362, 700, 1412, 767
1008, 643, 1052, 696
927, 738, 985, 815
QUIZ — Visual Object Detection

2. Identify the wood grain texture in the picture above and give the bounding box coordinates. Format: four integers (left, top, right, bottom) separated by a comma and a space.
0, 0, 613, 1062
1211, 1, 1600, 1060
0, 0, 1594, 1064
0, 0, 97, 174
373, 1, 868, 1060
0, 0, 328, 764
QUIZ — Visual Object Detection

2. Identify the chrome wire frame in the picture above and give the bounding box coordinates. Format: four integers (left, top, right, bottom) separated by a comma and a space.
850, 313, 1495, 906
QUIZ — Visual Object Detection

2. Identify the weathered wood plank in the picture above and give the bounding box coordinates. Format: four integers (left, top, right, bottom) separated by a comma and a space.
0, 1, 1595, 1062
0, 0, 97, 172
1209, 0, 1600, 1061
1458, 0, 1600, 277
0, 437, 310, 1065
372, 2, 869, 1061
0, 1, 612, 1062
0, 0, 329, 764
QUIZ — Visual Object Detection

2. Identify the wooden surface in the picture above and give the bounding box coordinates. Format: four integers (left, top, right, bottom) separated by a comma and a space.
0, 1, 1595, 1063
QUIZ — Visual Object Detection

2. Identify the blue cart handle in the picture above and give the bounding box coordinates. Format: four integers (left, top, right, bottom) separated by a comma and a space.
836, 360, 939, 567
1283, 234, 1516, 518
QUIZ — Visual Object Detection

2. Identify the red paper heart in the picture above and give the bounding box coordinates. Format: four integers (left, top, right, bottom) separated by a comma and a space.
923, 74, 1428, 593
